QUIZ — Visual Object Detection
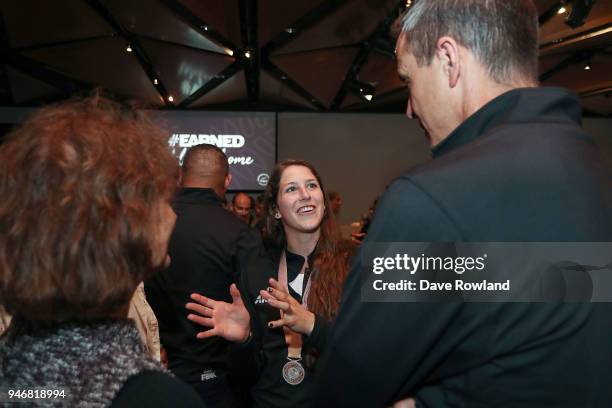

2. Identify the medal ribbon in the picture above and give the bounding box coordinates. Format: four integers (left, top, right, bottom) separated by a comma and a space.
278, 251, 311, 359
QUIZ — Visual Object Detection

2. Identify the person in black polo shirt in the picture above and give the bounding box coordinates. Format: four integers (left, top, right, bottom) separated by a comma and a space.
145, 144, 262, 408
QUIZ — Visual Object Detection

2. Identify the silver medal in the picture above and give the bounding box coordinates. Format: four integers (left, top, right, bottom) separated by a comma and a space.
282, 359, 305, 385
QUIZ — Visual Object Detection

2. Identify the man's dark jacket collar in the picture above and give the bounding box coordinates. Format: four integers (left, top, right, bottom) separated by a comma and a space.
431, 87, 583, 159
173, 187, 224, 206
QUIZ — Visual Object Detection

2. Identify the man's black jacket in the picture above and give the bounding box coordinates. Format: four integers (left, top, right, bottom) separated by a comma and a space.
145, 188, 262, 383
315, 88, 612, 407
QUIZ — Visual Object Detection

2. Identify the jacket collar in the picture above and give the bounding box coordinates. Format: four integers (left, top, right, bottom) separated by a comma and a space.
173, 187, 224, 206
432, 87, 581, 159
285, 247, 316, 285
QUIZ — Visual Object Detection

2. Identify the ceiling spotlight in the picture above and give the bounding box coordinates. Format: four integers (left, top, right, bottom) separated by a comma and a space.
244, 50, 251, 59
347, 79, 376, 102
584, 63, 592, 70
126, 45, 133, 52
202, 25, 209, 31
153, 78, 159, 85
226, 49, 234, 56
557, 6, 567, 14
167, 95, 174, 102
285, 27, 296, 34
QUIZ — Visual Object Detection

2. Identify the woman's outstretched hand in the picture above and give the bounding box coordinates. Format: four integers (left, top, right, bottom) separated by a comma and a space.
186, 283, 251, 343
261, 278, 315, 336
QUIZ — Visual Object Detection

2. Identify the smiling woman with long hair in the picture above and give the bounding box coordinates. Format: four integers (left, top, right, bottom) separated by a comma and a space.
186, 159, 349, 408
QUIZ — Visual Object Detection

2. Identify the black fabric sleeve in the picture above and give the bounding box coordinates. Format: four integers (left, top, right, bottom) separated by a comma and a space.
303, 314, 331, 352
111, 371, 205, 407
234, 225, 265, 279
237, 251, 269, 373
313, 179, 466, 407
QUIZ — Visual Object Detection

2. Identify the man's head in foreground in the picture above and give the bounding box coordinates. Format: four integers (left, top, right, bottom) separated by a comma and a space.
396, 0, 539, 146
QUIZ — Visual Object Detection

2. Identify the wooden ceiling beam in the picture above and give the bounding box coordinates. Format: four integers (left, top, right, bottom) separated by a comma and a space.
84, 0, 171, 105
239, 0, 259, 104
330, 1, 405, 111
540, 23, 612, 55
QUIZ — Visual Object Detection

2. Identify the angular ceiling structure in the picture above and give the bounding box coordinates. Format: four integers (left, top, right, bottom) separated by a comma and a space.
0, 0, 610, 116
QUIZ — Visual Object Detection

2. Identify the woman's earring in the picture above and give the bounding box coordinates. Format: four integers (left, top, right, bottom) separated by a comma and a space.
274, 211, 281, 219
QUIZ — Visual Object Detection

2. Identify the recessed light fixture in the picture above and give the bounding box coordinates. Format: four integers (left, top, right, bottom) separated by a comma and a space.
285, 27, 296, 34
153, 78, 159, 85
244, 50, 251, 59
226, 49, 234, 57
126, 45, 133, 52
558, 6, 566, 14
347, 79, 376, 102
202, 25, 209, 31
584, 63, 592, 70
168, 96, 174, 102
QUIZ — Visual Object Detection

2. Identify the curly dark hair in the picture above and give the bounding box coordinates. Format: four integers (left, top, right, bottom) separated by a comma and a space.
0, 95, 178, 321
262, 159, 348, 320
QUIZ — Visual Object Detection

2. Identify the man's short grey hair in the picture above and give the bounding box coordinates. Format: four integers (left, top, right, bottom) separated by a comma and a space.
400, 0, 539, 84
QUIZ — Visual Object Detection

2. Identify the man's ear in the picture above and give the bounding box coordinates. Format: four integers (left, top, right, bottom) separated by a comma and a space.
436, 36, 461, 88
224, 174, 232, 191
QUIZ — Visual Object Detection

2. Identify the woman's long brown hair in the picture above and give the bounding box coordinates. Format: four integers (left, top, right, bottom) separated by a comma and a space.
262, 159, 348, 320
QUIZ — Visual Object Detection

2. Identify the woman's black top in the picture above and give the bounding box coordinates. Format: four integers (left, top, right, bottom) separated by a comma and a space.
240, 248, 331, 408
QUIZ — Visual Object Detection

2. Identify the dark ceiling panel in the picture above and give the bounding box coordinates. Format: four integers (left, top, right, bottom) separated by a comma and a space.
539, 53, 569, 73
540, 28, 612, 57
534, 0, 562, 13
259, 70, 316, 109
541, 53, 612, 93
140, 38, 234, 105
25, 38, 162, 105
540, 0, 612, 44
176, 0, 241, 47
581, 93, 612, 116
340, 93, 364, 109
258, 0, 326, 46
2, 0, 112, 48
358, 50, 403, 95
271, 47, 359, 107
101, 0, 226, 53
6, 66, 62, 104
190, 69, 247, 107
344, 86, 407, 112
275, 0, 398, 55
